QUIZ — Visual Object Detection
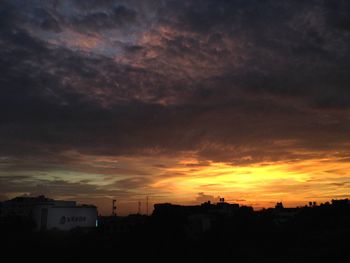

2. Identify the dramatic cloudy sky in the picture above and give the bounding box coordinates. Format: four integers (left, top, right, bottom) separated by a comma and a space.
1, 0, 350, 215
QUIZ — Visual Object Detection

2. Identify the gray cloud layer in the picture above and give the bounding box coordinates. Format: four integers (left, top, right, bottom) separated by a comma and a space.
1, 0, 350, 201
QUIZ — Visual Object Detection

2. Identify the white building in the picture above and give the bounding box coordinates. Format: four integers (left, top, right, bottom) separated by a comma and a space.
0, 195, 98, 231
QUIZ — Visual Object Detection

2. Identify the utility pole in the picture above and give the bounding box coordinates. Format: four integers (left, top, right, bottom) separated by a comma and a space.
138, 201, 141, 215
146, 196, 149, 216
112, 199, 117, 216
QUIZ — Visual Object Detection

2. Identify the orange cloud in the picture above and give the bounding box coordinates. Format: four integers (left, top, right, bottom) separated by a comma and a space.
33, 29, 100, 52
150, 156, 350, 208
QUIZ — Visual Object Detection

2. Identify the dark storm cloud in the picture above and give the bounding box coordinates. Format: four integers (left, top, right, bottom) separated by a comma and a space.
1, 0, 350, 178
158, 0, 350, 103
70, 4, 137, 33
113, 177, 152, 189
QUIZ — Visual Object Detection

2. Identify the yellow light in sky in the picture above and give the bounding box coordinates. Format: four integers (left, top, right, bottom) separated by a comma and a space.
151, 157, 350, 208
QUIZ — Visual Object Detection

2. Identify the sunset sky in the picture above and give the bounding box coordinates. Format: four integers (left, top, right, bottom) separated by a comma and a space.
1, 0, 350, 215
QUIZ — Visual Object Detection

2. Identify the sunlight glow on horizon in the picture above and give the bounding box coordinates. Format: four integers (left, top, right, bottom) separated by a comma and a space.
150, 157, 350, 208
3, 152, 350, 215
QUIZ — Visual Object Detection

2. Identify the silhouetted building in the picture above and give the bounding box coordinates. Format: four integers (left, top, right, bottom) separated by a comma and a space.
331, 198, 350, 207
187, 213, 213, 237
153, 201, 241, 218
275, 202, 284, 210
272, 202, 300, 224
152, 201, 246, 237
0, 195, 98, 231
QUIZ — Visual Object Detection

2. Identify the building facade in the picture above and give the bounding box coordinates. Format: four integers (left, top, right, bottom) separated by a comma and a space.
0, 195, 98, 231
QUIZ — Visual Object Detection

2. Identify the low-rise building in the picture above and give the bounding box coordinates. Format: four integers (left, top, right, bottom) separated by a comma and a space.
0, 195, 97, 231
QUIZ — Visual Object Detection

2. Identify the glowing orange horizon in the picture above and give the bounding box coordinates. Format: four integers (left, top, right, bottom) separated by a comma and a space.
3, 152, 350, 215
149, 156, 350, 209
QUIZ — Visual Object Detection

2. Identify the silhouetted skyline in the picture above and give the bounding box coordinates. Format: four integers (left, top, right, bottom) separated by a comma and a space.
2, 194, 350, 261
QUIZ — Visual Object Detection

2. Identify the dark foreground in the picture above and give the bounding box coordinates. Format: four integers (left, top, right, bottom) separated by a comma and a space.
2, 202, 350, 262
